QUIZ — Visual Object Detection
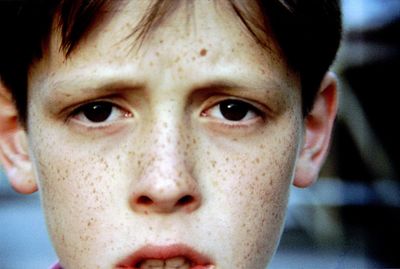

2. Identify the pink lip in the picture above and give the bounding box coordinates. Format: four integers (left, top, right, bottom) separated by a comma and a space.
116, 243, 214, 269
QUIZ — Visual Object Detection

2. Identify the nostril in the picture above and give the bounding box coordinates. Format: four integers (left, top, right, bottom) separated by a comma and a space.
176, 195, 194, 206
137, 196, 153, 205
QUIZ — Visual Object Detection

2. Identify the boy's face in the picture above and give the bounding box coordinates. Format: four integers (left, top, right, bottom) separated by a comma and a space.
26, 1, 304, 268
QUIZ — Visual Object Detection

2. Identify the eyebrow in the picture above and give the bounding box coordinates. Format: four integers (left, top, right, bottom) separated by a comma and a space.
40, 71, 292, 119
193, 79, 283, 93
197, 78, 289, 108
45, 72, 285, 99
40, 64, 144, 99
51, 79, 143, 97
40, 56, 292, 108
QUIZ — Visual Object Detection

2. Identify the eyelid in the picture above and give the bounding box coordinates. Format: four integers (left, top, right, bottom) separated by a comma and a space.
201, 96, 267, 119
66, 98, 133, 127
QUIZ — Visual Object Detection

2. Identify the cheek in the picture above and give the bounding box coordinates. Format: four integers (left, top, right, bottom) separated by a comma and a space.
28, 126, 126, 262
231, 154, 294, 267
195, 122, 300, 267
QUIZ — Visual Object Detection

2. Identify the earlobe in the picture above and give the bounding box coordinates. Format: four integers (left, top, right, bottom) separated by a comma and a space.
293, 72, 338, 188
0, 81, 37, 194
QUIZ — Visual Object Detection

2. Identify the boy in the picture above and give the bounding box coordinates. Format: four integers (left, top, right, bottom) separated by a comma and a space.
0, 0, 341, 268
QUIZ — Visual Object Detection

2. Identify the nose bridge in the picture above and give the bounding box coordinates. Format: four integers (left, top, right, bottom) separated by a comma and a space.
147, 99, 186, 165
130, 103, 201, 214
145, 126, 187, 188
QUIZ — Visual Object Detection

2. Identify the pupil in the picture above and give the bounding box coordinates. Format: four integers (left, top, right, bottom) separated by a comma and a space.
219, 100, 249, 121
83, 102, 112, 122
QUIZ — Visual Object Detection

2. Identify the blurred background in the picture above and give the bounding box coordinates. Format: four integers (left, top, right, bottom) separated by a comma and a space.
1, 0, 400, 268
273, 0, 400, 267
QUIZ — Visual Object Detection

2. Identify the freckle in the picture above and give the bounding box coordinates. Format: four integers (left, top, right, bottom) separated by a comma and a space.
199, 48, 207, 56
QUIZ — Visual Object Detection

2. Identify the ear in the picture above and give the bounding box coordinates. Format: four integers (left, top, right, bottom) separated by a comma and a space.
293, 72, 338, 188
0, 81, 37, 194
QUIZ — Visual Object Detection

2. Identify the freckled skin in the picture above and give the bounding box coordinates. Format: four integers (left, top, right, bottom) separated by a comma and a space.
200, 48, 207, 57
27, 1, 303, 269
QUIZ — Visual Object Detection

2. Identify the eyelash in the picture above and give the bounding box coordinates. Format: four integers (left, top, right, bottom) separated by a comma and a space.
67, 98, 265, 130
68, 100, 132, 129
202, 98, 265, 125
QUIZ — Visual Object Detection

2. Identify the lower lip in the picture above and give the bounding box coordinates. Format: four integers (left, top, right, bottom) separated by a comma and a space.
120, 264, 215, 269
116, 263, 215, 269
117, 244, 215, 269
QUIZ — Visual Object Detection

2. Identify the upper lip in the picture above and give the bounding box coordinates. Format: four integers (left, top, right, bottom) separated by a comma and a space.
116, 243, 213, 268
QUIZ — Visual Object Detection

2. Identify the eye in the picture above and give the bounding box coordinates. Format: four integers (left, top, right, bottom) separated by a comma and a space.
204, 99, 262, 122
71, 101, 131, 124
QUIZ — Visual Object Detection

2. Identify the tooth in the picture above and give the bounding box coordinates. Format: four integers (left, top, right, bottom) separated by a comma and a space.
173, 264, 190, 269
165, 265, 189, 269
165, 257, 186, 267
139, 264, 152, 269
140, 259, 164, 268
139, 264, 154, 269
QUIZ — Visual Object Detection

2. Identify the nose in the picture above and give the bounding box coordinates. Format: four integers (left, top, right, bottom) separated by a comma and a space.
130, 138, 201, 215
132, 180, 201, 214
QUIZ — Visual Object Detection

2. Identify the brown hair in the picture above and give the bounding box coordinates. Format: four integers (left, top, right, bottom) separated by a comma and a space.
0, 0, 342, 124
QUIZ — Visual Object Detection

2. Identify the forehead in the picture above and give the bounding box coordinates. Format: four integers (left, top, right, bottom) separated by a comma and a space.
30, 0, 299, 98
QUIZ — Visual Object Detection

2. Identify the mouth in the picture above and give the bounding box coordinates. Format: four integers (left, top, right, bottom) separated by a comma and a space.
116, 244, 215, 269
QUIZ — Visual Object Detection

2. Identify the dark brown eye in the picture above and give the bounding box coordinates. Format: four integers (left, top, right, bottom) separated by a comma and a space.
80, 101, 113, 122
219, 99, 256, 121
